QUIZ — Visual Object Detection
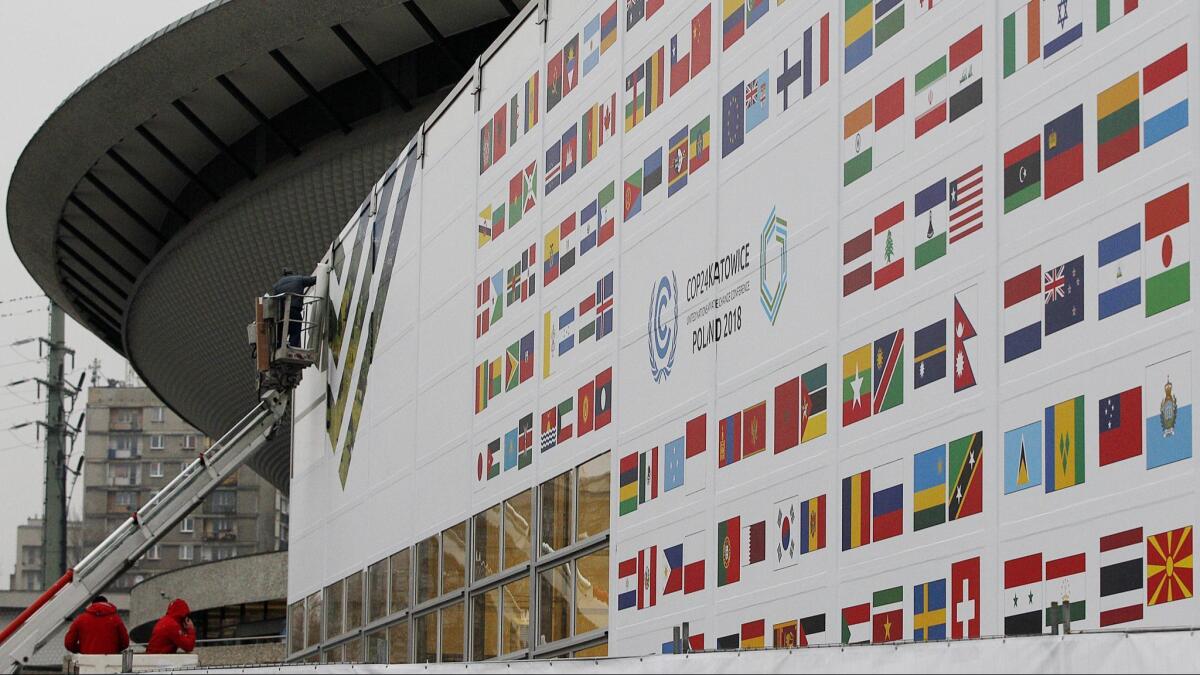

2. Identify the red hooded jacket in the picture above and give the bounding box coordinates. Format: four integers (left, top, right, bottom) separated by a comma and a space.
64, 601, 130, 655
145, 599, 196, 654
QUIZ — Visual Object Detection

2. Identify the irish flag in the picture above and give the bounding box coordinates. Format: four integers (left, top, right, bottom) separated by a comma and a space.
1144, 183, 1190, 317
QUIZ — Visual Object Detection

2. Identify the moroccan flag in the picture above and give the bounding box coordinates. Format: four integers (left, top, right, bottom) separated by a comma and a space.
1043, 105, 1084, 199
948, 431, 983, 520
775, 377, 800, 453
1147, 526, 1192, 606
842, 344, 872, 426
841, 470, 871, 551
742, 400, 767, 457
1044, 396, 1085, 493
1003, 136, 1040, 213
1097, 73, 1140, 171
717, 515, 741, 586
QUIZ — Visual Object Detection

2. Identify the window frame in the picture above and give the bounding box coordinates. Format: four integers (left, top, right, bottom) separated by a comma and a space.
148, 434, 165, 450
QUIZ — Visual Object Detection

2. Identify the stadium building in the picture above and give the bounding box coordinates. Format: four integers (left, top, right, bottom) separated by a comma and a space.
8, 0, 1200, 666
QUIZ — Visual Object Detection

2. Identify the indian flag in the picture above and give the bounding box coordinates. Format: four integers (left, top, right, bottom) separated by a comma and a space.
1142, 45, 1188, 149
1143, 183, 1190, 317
843, 99, 873, 186
1002, 1, 1039, 78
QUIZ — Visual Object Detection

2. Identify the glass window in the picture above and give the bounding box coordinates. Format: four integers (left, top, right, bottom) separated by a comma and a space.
149, 434, 164, 450
389, 548, 410, 613
575, 550, 609, 634
305, 591, 322, 649
322, 644, 343, 663
388, 620, 409, 664
343, 636, 362, 663
345, 571, 364, 632
442, 522, 467, 595
149, 462, 163, 478
416, 536, 439, 604
288, 601, 304, 654
576, 452, 610, 541
368, 559, 388, 622
366, 630, 387, 663
324, 580, 343, 639
440, 601, 465, 663
575, 642, 608, 658
501, 576, 530, 655
470, 589, 500, 661
503, 490, 532, 569
184, 434, 198, 449
181, 517, 194, 533
414, 612, 436, 664
473, 504, 501, 581
178, 544, 193, 561
540, 471, 572, 556
538, 561, 572, 646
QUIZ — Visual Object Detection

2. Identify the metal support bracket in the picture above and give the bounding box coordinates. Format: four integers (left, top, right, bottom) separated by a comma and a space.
536, 0, 549, 42
471, 57, 484, 112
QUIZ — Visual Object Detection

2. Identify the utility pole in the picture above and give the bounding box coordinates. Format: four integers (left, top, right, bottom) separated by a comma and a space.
40, 302, 68, 588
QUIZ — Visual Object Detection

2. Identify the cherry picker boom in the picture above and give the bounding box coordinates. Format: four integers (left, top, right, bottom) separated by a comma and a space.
0, 273, 326, 673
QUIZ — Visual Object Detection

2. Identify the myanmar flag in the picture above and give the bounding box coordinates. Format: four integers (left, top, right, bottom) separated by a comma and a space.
842, 344, 872, 426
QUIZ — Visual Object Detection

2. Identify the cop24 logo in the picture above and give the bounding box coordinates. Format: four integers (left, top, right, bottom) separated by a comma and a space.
760, 207, 787, 325
648, 272, 678, 383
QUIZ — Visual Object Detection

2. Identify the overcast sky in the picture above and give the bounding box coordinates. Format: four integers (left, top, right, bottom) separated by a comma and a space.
0, 1, 209, 589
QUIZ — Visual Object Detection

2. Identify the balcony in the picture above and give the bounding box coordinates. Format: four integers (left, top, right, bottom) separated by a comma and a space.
202, 527, 239, 542
107, 447, 140, 460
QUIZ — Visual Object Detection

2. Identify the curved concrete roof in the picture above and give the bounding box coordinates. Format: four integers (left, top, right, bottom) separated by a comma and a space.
7, 0, 526, 491
128, 550, 287, 633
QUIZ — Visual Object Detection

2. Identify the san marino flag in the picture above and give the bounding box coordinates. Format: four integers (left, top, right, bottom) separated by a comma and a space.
1145, 351, 1192, 469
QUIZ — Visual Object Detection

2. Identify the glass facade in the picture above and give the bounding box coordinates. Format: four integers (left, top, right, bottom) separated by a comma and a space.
288, 451, 609, 663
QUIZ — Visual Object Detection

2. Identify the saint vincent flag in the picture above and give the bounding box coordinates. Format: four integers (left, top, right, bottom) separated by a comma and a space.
948, 431, 983, 520
1045, 396, 1085, 493
842, 344, 872, 426
1097, 72, 1140, 171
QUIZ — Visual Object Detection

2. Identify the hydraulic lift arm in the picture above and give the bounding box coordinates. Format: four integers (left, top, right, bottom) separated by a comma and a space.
0, 389, 290, 673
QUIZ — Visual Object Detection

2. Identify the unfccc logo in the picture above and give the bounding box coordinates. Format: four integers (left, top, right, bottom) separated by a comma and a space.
759, 206, 788, 324
648, 272, 678, 383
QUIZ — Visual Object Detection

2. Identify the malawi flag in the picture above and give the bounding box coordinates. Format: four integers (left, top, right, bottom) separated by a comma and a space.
1143, 183, 1190, 317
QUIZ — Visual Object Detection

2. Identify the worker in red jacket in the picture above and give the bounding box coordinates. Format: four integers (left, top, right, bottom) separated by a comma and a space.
64, 595, 130, 655
145, 598, 196, 654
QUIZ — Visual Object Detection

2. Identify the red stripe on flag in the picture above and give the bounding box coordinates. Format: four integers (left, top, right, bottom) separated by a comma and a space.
1004, 553, 1042, 588
1045, 552, 1086, 579
915, 104, 947, 138
1143, 45, 1187, 94
843, 602, 870, 624
843, 230, 872, 262
685, 414, 706, 458
683, 560, 705, 593
1004, 267, 1041, 307
874, 202, 904, 234
1004, 136, 1040, 168
618, 557, 637, 578
874, 79, 905, 128
1145, 184, 1190, 240
1100, 527, 1143, 552
1098, 126, 1139, 172
949, 26, 983, 70
1100, 604, 1143, 627
819, 14, 830, 85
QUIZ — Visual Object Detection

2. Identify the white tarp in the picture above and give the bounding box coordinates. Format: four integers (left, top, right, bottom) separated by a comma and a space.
185, 630, 1200, 674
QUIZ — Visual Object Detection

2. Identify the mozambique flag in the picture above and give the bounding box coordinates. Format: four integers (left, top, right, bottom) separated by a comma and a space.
1044, 396, 1085, 493
1147, 526, 1193, 606
1097, 72, 1139, 171
800, 364, 828, 442
948, 431, 983, 520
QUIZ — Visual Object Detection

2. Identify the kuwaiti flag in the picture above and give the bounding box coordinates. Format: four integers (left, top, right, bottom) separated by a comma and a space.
1097, 223, 1141, 319
1099, 527, 1144, 627
1143, 184, 1190, 317
1002, 0, 1040, 78
1141, 45, 1188, 149
1004, 553, 1043, 635
1003, 266, 1042, 362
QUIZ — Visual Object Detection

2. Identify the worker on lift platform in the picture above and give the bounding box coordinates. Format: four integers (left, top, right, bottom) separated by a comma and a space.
63, 595, 129, 655
271, 268, 317, 348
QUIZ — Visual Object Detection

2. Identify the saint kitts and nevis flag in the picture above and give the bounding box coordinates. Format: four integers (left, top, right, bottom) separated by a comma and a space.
1045, 396, 1085, 493
843, 79, 905, 186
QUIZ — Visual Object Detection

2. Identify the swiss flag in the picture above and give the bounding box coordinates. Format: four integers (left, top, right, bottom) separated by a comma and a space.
951, 556, 980, 639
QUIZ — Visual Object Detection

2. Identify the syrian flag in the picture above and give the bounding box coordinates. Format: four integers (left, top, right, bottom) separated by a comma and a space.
1099, 527, 1144, 626
1004, 553, 1043, 635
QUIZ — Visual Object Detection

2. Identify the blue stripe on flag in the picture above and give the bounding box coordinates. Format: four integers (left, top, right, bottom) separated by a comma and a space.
1004, 323, 1041, 362
1098, 223, 1140, 266
1144, 100, 1188, 148
914, 178, 947, 216
1099, 280, 1141, 319
1043, 23, 1083, 59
